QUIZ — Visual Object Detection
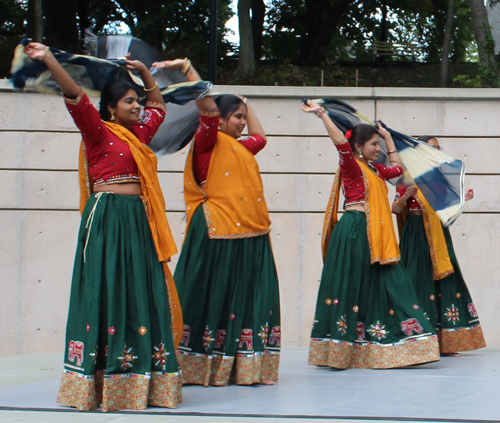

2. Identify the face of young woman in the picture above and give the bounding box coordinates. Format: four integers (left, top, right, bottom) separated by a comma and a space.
358, 134, 381, 161
110, 89, 141, 127
220, 103, 247, 139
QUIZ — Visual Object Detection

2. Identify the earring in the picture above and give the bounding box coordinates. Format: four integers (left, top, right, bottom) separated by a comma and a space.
110, 111, 115, 121
358, 149, 363, 158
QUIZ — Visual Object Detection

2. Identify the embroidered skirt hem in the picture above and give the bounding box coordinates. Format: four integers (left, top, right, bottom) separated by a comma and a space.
309, 335, 439, 369
57, 370, 182, 412
177, 350, 280, 386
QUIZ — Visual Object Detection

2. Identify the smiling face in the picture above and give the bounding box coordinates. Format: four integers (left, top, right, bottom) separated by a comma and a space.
220, 103, 247, 139
357, 133, 381, 162
108, 89, 141, 128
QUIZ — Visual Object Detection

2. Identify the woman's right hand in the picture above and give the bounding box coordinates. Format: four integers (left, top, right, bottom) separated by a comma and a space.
24, 42, 48, 61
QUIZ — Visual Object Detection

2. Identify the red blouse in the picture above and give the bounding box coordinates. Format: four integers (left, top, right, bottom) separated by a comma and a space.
193, 111, 266, 184
396, 185, 420, 210
65, 92, 166, 187
336, 142, 403, 206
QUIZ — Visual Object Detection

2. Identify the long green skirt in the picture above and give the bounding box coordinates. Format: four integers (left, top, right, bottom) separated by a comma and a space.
174, 206, 281, 386
309, 211, 440, 369
56, 193, 182, 412
400, 213, 486, 353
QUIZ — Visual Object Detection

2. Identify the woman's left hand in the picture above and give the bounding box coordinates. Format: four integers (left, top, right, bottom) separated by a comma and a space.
151, 59, 185, 71
465, 188, 474, 201
301, 100, 322, 114
376, 121, 390, 139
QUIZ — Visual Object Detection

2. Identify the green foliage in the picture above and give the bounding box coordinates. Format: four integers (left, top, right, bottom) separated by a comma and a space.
452, 74, 481, 88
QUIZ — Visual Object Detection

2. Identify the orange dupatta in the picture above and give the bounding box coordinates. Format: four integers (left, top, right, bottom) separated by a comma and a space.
78, 123, 183, 347
322, 161, 400, 265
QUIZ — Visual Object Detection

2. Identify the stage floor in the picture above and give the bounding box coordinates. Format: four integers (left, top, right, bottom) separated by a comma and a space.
0, 348, 498, 422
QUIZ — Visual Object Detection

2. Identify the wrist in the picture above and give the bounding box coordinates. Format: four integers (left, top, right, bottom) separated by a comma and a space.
396, 198, 406, 207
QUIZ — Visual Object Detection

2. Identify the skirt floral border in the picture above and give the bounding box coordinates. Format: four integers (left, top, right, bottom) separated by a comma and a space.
436, 324, 486, 353
57, 369, 182, 412
308, 334, 440, 369
177, 350, 280, 386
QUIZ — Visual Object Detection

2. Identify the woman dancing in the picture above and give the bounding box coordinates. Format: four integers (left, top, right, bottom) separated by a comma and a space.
393, 136, 486, 355
23, 42, 182, 412
302, 101, 440, 369
151, 58, 280, 386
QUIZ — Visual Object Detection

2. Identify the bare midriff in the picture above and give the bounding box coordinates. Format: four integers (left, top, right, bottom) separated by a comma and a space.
93, 182, 143, 196
345, 204, 365, 212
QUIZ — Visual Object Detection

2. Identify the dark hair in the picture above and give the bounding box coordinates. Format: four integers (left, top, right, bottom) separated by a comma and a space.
417, 136, 437, 144
348, 124, 380, 152
99, 81, 139, 121
214, 94, 246, 119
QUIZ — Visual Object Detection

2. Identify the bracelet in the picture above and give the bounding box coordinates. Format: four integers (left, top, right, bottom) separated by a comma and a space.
396, 198, 406, 208
315, 107, 326, 118
143, 82, 158, 92
38, 46, 50, 61
181, 58, 191, 75
388, 149, 398, 154
242, 97, 248, 104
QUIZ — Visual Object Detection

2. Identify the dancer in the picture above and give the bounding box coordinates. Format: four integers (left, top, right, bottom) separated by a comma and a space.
302, 100, 440, 369
393, 136, 486, 354
23, 42, 182, 412
151, 58, 280, 386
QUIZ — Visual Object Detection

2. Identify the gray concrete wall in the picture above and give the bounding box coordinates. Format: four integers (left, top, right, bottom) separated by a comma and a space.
1, 84, 499, 356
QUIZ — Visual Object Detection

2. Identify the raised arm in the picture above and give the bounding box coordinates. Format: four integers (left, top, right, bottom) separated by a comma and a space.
24, 42, 80, 98
376, 122, 403, 168
125, 58, 165, 108
301, 100, 346, 145
151, 58, 217, 114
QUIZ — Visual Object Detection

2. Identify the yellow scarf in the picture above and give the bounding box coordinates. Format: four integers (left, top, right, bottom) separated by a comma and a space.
78, 122, 182, 347
183, 131, 271, 238
322, 161, 400, 265
415, 190, 454, 280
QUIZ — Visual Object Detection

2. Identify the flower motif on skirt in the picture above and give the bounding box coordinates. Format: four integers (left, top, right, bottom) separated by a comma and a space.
336, 314, 348, 335
368, 321, 389, 340
118, 344, 138, 370
444, 304, 460, 325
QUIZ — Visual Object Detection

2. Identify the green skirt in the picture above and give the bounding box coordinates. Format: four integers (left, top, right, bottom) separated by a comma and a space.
174, 206, 280, 386
309, 211, 440, 369
57, 193, 181, 412
400, 213, 486, 353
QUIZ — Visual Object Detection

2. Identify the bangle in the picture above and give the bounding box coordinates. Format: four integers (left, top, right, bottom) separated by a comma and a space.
242, 97, 248, 104
38, 46, 49, 61
143, 82, 158, 92
388, 149, 397, 154
181, 58, 191, 75
315, 107, 326, 118
396, 198, 406, 208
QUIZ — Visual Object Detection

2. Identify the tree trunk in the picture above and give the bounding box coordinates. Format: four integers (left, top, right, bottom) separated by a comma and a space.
251, 0, 266, 62
27, 0, 43, 42
44, 0, 79, 52
238, 0, 254, 73
469, 0, 498, 87
440, 0, 456, 87
298, 0, 352, 65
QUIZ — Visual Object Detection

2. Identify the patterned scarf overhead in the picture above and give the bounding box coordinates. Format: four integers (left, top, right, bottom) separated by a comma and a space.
306, 98, 465, 226
10, 36, 211, 154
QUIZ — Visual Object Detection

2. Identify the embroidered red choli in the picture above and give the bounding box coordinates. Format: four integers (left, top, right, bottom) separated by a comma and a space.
65, 92, 166, 187
336, 142, 403, 206
193, 111, 266, 184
